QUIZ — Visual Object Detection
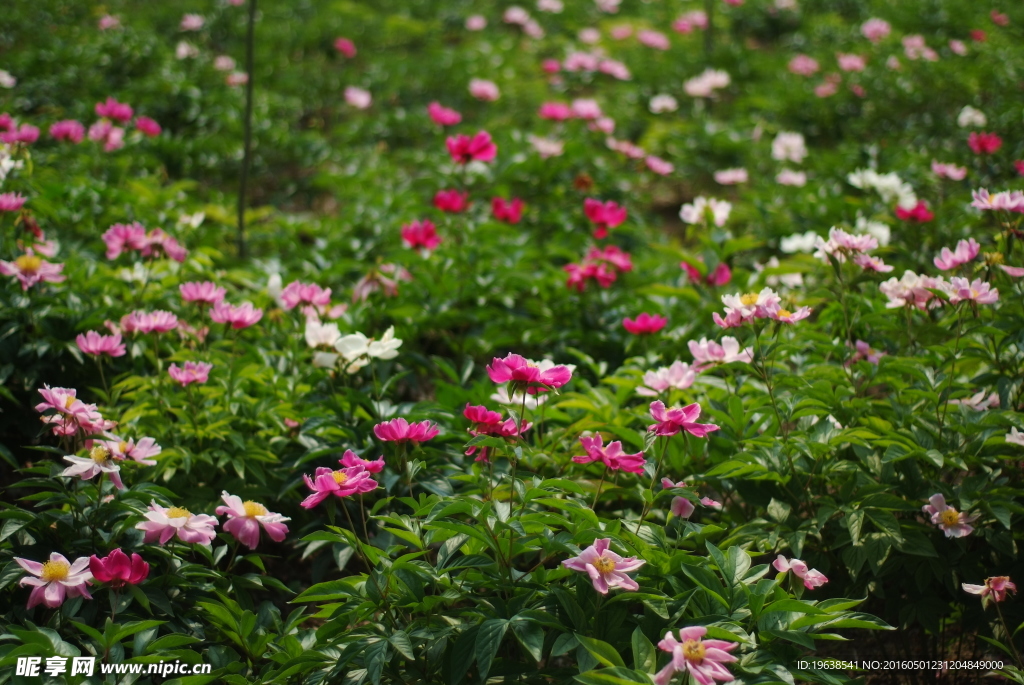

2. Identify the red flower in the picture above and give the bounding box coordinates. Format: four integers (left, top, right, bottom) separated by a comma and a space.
433, 189, 469, 213
895, 200, 934, 222
1014, 160, 1024, 176
492, 197, 524, 224
623, 313, 667, 335
583, 198, 627, 239
401, 219, 441, 250
446, 131, 497, 164
89, 549, 149, 588
968, 132, 1002, 155
681, 260, 731, 286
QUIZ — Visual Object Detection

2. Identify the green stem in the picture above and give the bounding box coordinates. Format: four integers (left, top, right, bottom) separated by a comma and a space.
937, 306, 965, 438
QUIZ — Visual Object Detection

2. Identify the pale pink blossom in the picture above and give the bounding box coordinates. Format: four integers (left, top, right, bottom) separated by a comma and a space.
932, 161, 967, 180
788, 54, 819, 76
923, 493, 978, 538
646, 155, 674, 175
180, 14, 205, 31
528, 134, 563, 158
948, 277, 998, 305
136, 502, 218, 545
949, 40, 968, 56
76, 331, 126, 358
963, 576, 1016, 606
561, 539, 644, 594
934, 238, 980, 270
214, 55, 236, 71
949, 390, 1000, 411
100, 436, 161, 465
35, 386, 115, 437
14, 553, 92, 609
281, 281, 332, 310
62, 445, 124, 489
123, 310, 178, 334
836, 53, 866, 72
767, 303, 814, 323
637, 361, 697, 396
713, 168, 747, 185
773, 555, 829, 589
98, 14, 121, 30
0, 252, 65, 290
680, 197, 731, 226
216, 492, 290, 549
861, 18, 891, 42
428, 102, 461, 126
771, 131, 807, 163
688, 337, 752, 368
714, 288, 781, 327
570, 98, 602, 120
654, 627, 737, 685
673, 11, 708, 33
465, 15, 487, 31
168, 361, 212, 386
102, 222, 148, 259
344, 87, 371, 110
637, 30, 670, 50
181, 281, 226, 304
684, 69, 730, 97
776, 169, 807, 186
468, 79, 500, 101
210, 301, 263, 329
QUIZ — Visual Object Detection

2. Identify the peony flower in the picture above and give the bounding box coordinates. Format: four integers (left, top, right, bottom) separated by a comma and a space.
76, 331, 126, 358
713, 168, 748, 185
771, 132, 807, 163
646, 156, 674, 175
62, 445, 124, 489
180, 281, 226, 304
861, 18, 891, 42
958, 106, 987, 128
0, 124, 38, 145
344, 86, 372, 110
1007, 427, 1024, 446
934, 239, 980, 270
168, 361, 212, 386
179, 13, 205, 31
922, 493, 979, 538
970, 189, 1024, 213
879, 271, 950, 310
301, 464, 378, 508
572, 434, 645, 473
649, 95, 678, 114
210, 301, 263, 329
932, 161, 967, 181
561, 539, 644, 594
214, 55, 236, 71
0, 251, 65, 290
637, 361, 697, 396
428, 101, 461, 126
671, 496, 695, 518
623, 313, 667, 335
122, 310, 178, 334
14, 554, 92, 609
570, 98, 602, 120
136, 502, 218, 545
305, 319, 341, 348
688, 337, 753, 368
766, 303, 813, 324
447, 131, 497, 164
334, 326, 402, 372
788, 54, 819, 76
465, 15, 487, 30
895, 200, 934, 222
638, 29, 670, 50
100, 436, 161, 465
281, 281, 332, 310
837, 53, 866, 72
95, 97, 133, 122
334, 37, 356, 58
538, 102, 572, 120
468, 78, 500, 101
528, 134, 563, 158
98, 14, 121, 30
773, 555, 829, 589
683, 68, 730, 97
49, 120, 85, 143
847, 340, 884, 365
89, 549, 149, 588
680, 197, 731, 227
35, 386, 114, 437
492, 197, 524, 224
968, 132, 1002, 155
654, 627, 737, 685
714, 287, 781, 327
433, 189, 469, 213
776, 169, 807, 186
216, 492, 290, 549
487, 353, 573, 394
948, 277, 998, 305
949, 390, 1000, 411
340, 449, 385, 473
963, 577, 1016, 607
373, 417, 440, 443
134, 117, 161, 137
648, 401, 719, 438
673, 10, 708, 33
102, 222, 148, 259
583, 199, 627, 239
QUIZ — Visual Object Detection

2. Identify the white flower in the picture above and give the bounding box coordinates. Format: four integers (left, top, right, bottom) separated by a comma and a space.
855, 216, 891, 247
312, 352, 339, 369
771, 132, 807, 163
957, 106, 986, 128
176, 41, 199, 60
0, 70, 16, 89
335, 332, 369, 361
305, 320, 341, 348
847, 168, 917, 209
333, 327, 402, 366
680, 197, 732, 226
1007, 427, 1024, 447
367, 326, 402, 360
780, 231, 818, 254
649, 94, 678, 114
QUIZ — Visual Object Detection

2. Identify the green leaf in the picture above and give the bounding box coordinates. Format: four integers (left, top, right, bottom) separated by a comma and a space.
511, 620, 544, 663
475, 619, 509, 681
630, 627, 655, 673
574, 666, 654, 684
574, 633, 626, 668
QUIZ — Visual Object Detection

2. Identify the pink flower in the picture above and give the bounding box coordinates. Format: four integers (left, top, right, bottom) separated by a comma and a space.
932, 161, 967, 180
210, 301, 263, 329
76, 331, 126, 358
934, 238, 980, 270
646, 155, 674, 175
971, 189, 1024, 212
465, 15, 487, 31
214, 55, 236, 71
89, 549, 149, 588
648, 401, 719, 438
671, 496, 695, 518
401, 219, 441, 251
352, 264, 411, 301
301, 464, 378, 508
134, 116, 161, 137
35, 386, 114, 437
584, 198, 627, 239
433, 189, 469, 213
180, 281, 226, 304
766, 303, 813, 324
773, 555, 829, 590
963, 576, 1016, 606
99, 436, 161, 465
180, 13, 205, 31
713, 288, 781, 327
654, 626, 737, 685
923, 493, 979, 538
1014, 160, 1024, 176
427, 102, 461, 127
788, 54, 819, 76
226, 72, 249, 87
539, 102, 572, 121
88, 120, 125, 151
682, 261, 732, 287
492, 197, 524, 224
713, 168, 748, 185
0, 251, 65, 290
637, 29, 670, 50
848, 340, 884, 365
673, 11, 708, 33
168, 361, 212, 386
623, 313, 668, 335
948, 277, 998, 305
281, 281, 332, 310
136, 502, 218, 545
837, 53, 866, 72
949, 389, 999, 411
598, 59, 631, 80
486, 353, 573, 393
971, 29, 987, 42
814, 77, 840, 98
861, 18, 891, 42
102, 222, 148, 259
468, 78, 500, 101
334, 37, 357, 58
62, 445, 124, 490
570, 98, 602, 121
464, 403, 504, 431
123, 310, 178, 334
374, 417, 440, 443
542, 58, 561, 73
340, 449, 385, 473
561, 538, 645, 594
572, 434, 646, 473
969, 132, 1002, 155
216, 492, 290, 549
95, 97, 133, 122
14, 553, 93, 609
991, 10, 1009, 26
0, 124, 39, 145
49, 120, 85, 143
688, 337, 753, 368
895, 200, 934, 222
98, 14, 121, 30
637, 361, 697, 396
949, 40, 968, 55
345, 86, 372, 110
446, 131, 497, 164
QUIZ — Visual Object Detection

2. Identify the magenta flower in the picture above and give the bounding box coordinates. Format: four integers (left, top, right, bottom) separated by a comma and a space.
583, 198, 627, 239
773, 555, 829, 590
339, 449, 385, 473
433, 189, 469, 213
216, 492, 290, 549
134, 116, 161, 137
623, 313, 668, 335
538, 102, 572, 121
572, 434, 646, 474
334, 37, 357, 58
301, 464, 378, 509
401, 219, 441, 251
427, 101, 461, 126
0, 252, 65, 290
486, 353, 573, 394
923, 494, 979, 538
895, 201, 934, 223
281, 281, 332, 310
492, 197, 524, 224
180, 281, 226, 304
963, 576, 1016, 606
123, 310, 178, 334
15, 553, 93, 609
89, 549, 149, 588
210, 301, 263, 329
95, 97, 133, 122
76, 331, 126, 358
934, 239, 980, 270
168, 361, 212, 386
62, 445, 124, 489
136, 502, 218, 545
102, 222, 148, 259
464, 403, 504, 431
100, 436, 161, 465
948, 277, 998, 305
968, 132, 1002, 155
648, 401, 719, 438
373, 417, 440, 443
49, 120, 85, 143
0, 124, 39, 145
654, 627, 737, 685
681, 261, 732, 287
446, 131, 497, 164
561, 538, 645, 594
0, 192, 26, 211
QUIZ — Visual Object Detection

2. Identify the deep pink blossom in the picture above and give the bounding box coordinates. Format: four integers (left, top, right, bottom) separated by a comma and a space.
923, 493, 978, 538
89, 549, 149, 588
168, 361, 212, 386
623, 313, 667, 335
49, 120, 85, 143
427, 101, 461, 126
301, 464, 378, 508
446, 131, 497, 164
102, 222, 148, 259
492, 197, 524, 224
281, 281, 332, 310
0, 124, 39, 145
134, 116, 161, 137
561, 538, 645, 594
334, 37, 356, 58
583, 198, 627, 239
216, 492, 290, 549
896, 201, 934, 222
486, 353, 572, 393
374, 417, 440, 442
401, 219, 441, 250
76, 331, 126, 358
14, 553, 92, 609
433, 189, 469, 213
136, 502, 218, 545
648, 401, 719, 438
572, 434, 645, 473
0, 192, 26, 212
95, 97, 133, 123
538, 102, 572, 120
681, 260, 731, 286
340, 449, 385, 473
969, 132, 1002, 155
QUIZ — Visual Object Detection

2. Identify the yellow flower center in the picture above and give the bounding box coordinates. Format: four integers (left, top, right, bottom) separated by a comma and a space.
682, 639, 706, 663
89, 446, 111, 464
939, 509, 960, 526
592, 555, 616, 573
40, 560, 71, 583
14, 254, 42, 273
243, 501, 268, 517
985, 251, 1005, 266
332, 470, 349, 484
166, 507, 191, 519
64, 395, 76, 409
118, 441, 129, 453
776, 308, 792, 318
740, 293, 759, 306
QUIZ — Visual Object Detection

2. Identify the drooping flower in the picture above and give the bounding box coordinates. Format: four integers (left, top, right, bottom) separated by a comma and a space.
216, 492, 290, 549
934, 239, 980, 270
14, 553, 93, 609
963, 576, 1016, 607
301, 464, 378, 509
180, 281, 226, 304
89, 549, 149, 588
136, 502, 218, 545
210, 301, 263, 329
340, 450, 385, 473
688, 337, 753, 368
427, 101, 461, 126
654, 627, 738, 685
561, 538, 645, 594
583, 199, 627, 239
572, 435, 645, 473
486, 353, 573, 393
99, 436, 161, 465
648, 401, 719, 438
62, 445, 125, 489
0, 251, 65, 290
922, 494, 979, 538
492, 197, 524, 224
773, 555, 829, 590
948, 277, 998, 305
168, 361, 212, 386
637, 361, 697, 396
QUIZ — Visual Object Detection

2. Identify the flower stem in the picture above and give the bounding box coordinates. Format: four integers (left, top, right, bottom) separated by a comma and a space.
937, 305, 965, 438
